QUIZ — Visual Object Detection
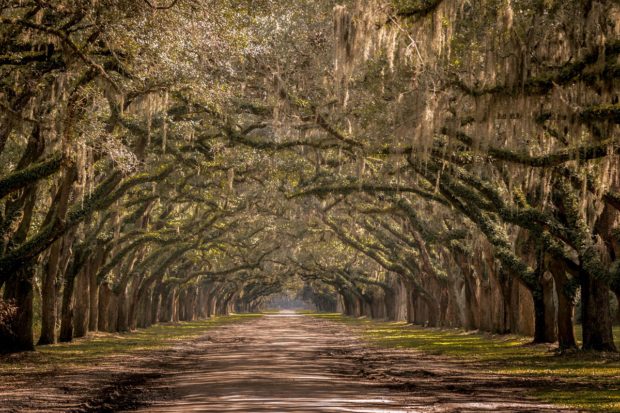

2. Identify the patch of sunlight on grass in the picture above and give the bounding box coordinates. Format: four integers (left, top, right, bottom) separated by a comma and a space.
309, 313, 373, 324
537, 389, 620, 412
574, 324, 620, 346
0, 314, 262, 374
292, 309, 323, 315
316, 313, 620, 412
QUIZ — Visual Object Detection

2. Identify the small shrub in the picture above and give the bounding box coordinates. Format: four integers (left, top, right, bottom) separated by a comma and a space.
0, 299, 18, 338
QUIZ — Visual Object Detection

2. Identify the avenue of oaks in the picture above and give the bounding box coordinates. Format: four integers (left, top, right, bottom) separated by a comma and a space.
0, 0, 619, 354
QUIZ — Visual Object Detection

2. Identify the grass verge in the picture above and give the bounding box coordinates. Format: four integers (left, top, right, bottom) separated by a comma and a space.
311, 313, 620, 412
0, 314, 261, 374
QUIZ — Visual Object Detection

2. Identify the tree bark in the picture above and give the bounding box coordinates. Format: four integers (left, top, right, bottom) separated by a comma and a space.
548, 259, 577, 350
615, 290, 620, 325
97, 283, 112, 332
116, 285, 130, 332
384, 287, 396, 320
59, 270, 77, 343
532, 283, 557, 343
423, 293, 440, 327
38, 239, 62, 345
580, 274, 617, 351
88, 269, 99, 332
73, 265, 90, 339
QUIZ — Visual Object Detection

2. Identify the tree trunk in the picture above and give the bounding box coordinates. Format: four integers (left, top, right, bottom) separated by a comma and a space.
59, 243, 94, 343
116, 286, 130, 332
107, 292, 119, 332
462, 279, 476, 330
495, 271, 511, 334
460, 263, 478, 330
438, 286, 449, 327
383, 287, 396, 321
59, 271, 77, 343
557, 291, 576, 350
98, 284, 112, 332
38, 239, 62, 345
548, 259, 577, 350
196, 288, 207, 319
206, 290, 215, 317
150, 286, 162, 325
73, 267, 90, 338
615, 290, 620, 325
139, 286, 156, 328
187, 287, 197, 321
423, 294, 440, 327
543, 273, 558, 342
581, 274, 617, 351
340, 291, 353, 316
88, 270, 99, 332
178, 289, 187, 321
37, 168, 76, 346
406, 287, 416, 324
532, 285, 556, 343
161, 287, 174, 322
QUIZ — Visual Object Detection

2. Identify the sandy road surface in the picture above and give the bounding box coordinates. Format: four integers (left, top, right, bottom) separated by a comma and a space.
132, 313, 573, 412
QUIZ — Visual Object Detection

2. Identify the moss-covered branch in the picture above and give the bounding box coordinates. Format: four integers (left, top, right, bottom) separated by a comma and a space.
324, 216, 436, 303
0, 165, 174, 277
580, 104, 620, 124
556, 177, 610, 283
96, 232, 182, 284
453, 40, 620, 97
408, 159, 539, 290
444, 128, 620, 167
392, 0, 444, 19
293, 182, 449, 205
223, 125, 348, 152
0, 17, 120, 92
0, 154, 63, 200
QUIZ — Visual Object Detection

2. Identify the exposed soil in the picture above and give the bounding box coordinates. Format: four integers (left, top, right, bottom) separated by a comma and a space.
0, 314, 578, 412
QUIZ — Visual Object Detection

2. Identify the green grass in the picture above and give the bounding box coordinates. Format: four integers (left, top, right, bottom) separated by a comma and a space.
311, 314, 620, 412
291, 309, 324, 315
0, 314, 262, 374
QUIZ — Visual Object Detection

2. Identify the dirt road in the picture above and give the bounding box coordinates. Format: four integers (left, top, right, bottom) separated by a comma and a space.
0, 313, 575, 412
132, 313, 572, 412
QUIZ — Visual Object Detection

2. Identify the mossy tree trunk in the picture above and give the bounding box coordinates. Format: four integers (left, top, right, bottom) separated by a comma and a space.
555, 179, 616, 351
